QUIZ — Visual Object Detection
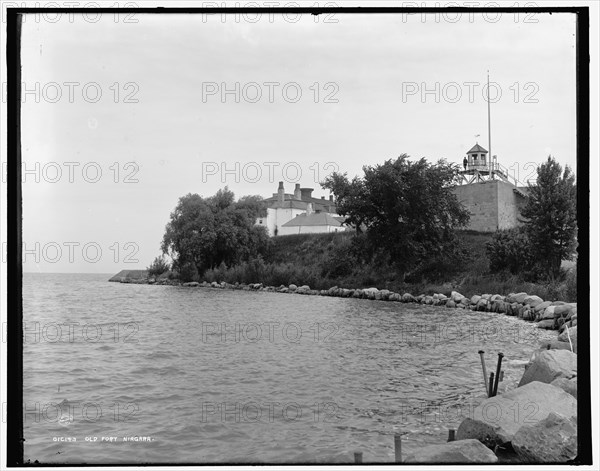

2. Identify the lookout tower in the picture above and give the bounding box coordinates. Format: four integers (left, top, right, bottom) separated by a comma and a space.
459, 143, 509, 184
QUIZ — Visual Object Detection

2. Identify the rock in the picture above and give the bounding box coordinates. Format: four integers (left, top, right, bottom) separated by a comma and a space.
288, 284, 297, 291
491, 300, 507, 313
518, 349, 577, 386
539, 306, 556, 320
523, 295, 544, 308
403, 439, 498, 464
474, 298, 487, 311
508, 292, 528, 304
522, 309, 534, 321
451, 291, 465, 303
550, 377, 577, 399
456, 382, 577, 447
182, 281, 199, 287
558, 325, 577, 343
554, 305, 573, 317
446, 300, 456, 308
512, 412, 577, 463
538, 340, 576, 353
470, 295, 481, 305
536, 319, 556, 330
534, 301, 552, 313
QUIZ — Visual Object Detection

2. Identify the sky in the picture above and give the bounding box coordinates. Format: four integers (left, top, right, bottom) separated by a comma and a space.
12, 6, 580, 273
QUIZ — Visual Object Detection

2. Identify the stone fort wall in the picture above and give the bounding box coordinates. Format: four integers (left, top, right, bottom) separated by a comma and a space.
451, 180, 528, 232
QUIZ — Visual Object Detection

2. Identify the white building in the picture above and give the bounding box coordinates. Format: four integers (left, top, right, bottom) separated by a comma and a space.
256, 182, 344, 236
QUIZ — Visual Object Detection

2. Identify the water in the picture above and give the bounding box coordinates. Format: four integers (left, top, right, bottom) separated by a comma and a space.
23, 273, 555, 464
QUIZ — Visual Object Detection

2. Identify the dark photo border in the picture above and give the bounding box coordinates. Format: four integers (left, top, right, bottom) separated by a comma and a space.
5, 4, 591, 466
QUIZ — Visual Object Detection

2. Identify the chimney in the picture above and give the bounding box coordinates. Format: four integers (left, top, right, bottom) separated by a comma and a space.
300, 188, 314, 200
321, 196, 325, 200
278, 181, 285, 206
294, 184, 301, 200
306, 203, 313, 215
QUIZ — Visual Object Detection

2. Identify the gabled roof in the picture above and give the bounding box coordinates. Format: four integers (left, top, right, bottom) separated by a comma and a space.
282, 212, 343, 227
467, 143, 488, 154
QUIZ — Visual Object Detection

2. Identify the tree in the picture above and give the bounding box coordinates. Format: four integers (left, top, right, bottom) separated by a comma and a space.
520, 156, 577, 278
160, 188, 269, 279
322, 155, 470, 278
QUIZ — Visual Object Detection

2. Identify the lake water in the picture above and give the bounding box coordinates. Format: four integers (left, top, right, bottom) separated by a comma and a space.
23, 273, 555, 464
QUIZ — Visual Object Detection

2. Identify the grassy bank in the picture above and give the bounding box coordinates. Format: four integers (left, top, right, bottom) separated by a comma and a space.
200, 231, 577, 301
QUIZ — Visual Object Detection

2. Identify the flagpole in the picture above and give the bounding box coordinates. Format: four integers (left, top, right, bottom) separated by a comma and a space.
487, 70, 492, 176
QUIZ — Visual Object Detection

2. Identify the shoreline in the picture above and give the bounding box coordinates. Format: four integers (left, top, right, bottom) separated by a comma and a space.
110, 273, 577, 334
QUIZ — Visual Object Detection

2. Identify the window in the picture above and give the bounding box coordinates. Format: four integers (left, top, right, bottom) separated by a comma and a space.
259, 219, 263, 224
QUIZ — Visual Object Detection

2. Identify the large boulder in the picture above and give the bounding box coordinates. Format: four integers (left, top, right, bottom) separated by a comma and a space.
451, 291, 465, 303
511, 412, 577, 463
518, 350, 577, 387
538, 305, 556, 320
554, 304, 573, 317
456, 381, 577, 447
523, 295, 544, 308
534, 301, 552, 313
476, 298, 488, 311
551, 377, 577, 399
508, 292, 528, 304
403, 439, 498, 463
470, 295, 481, 305
536, 319, 556, 330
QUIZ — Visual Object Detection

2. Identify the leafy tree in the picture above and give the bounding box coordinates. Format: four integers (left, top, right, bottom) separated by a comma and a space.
161, 187, 269, 277
322, 155, 469, 278
520, 156, 577, 278
147, 255, 171, 277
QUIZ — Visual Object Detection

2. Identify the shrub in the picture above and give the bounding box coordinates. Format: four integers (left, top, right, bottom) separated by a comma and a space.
147, 255, 171, 277
179, 261, 199, 282
486, 227, 534, 275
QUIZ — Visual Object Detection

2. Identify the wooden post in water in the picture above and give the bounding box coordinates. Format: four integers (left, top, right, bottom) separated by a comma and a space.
354, 452, 362, 464
447, 429, 456, 442
394, 433, 402, 463
492, 353, 504, 397
488, 372, 495, 398
478, 350, 489, 396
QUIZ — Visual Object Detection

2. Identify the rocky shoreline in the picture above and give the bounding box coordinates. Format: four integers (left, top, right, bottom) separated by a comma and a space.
110, 272, 579, 463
